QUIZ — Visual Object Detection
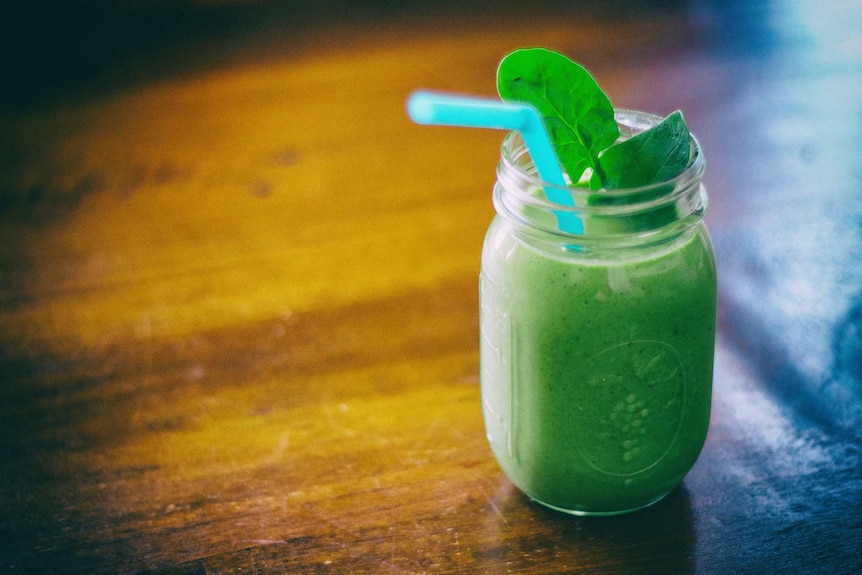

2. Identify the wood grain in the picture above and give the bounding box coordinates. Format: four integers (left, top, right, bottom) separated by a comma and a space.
2, 1, 861, 573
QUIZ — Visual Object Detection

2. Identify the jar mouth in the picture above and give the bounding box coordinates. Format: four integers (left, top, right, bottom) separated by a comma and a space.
495, 108, 707, 246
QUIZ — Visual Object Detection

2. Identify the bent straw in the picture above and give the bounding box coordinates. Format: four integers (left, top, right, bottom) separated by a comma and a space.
406, 90, 582, 233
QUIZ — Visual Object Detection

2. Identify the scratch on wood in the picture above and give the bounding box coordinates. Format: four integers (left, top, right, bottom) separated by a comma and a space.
479, 482, 509, 527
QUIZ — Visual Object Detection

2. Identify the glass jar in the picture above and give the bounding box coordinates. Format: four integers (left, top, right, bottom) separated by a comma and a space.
480, 109, 717, 516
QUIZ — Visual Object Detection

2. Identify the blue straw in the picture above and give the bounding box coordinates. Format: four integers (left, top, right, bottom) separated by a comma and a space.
406, 90, 582, 233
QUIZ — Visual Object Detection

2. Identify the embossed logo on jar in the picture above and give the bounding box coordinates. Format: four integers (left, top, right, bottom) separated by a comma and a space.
574, 341, 685, 476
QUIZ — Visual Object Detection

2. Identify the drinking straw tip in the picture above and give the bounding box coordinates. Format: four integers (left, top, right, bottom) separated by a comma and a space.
406, 91, 435, 124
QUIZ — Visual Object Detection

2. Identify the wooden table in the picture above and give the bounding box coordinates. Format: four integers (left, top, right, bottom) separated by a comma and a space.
2, 1, 860, 573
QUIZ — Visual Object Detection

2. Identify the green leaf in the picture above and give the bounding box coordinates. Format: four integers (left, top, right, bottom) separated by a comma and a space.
590, 110, 692, 190
497, 48, 619, 183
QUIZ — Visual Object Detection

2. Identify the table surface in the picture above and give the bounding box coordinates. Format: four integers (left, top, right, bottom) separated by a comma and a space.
2, 0, 861, 573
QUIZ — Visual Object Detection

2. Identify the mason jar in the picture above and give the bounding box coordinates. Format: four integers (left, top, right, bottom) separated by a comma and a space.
479, 109, 717, 515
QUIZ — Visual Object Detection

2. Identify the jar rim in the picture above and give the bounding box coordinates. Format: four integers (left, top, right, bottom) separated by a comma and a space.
499, 108, 705, 198
494, 108, 708, 248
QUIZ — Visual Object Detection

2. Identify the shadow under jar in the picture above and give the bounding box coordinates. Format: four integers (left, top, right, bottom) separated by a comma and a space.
480, 109, 717, 516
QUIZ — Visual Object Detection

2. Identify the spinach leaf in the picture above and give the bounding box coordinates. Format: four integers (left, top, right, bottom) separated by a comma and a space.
497, 48, 619, 184
498, 49, 694, 191
590, 110, 692, 190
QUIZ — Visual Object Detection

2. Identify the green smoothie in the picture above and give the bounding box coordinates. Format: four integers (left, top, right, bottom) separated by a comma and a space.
480, 217, 717, 514
405, 46, 715, 515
